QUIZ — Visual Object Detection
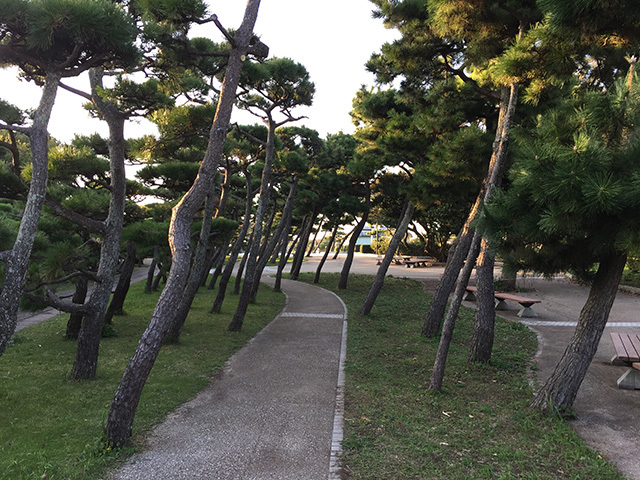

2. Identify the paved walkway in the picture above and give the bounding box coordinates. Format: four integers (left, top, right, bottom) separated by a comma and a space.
16, 254, 640, 479
111, 278, 347, 480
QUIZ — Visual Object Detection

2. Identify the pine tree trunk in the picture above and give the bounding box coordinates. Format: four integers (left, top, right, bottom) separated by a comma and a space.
151, 264, 166, 291
530, 251, 627, 413
359, 201, 415, 315
145, 246, 158, 294
105, 241, 137, 324
339, 183, 371, 290
500, 261, 518, 291
228, 119, 277, 332
206, 245, 228, 290
72, 69, 127, 380
468, 82, 518, 362
333, 225, 355, 259
290, 212, 318, 280
166, 186, 218, 342
0, 72, 59, 356
422, 84, 515, 338
314, 223, 339, 284
421, 226, 475, 337
105, 2, 261, 446
211, 174, 255, 313
66, 276, 89, 339
429, 231, 482, 392
233, 242, 250, 295
274, 229, 299, 292
249, 176, 299, 300
469, 237, 496, 363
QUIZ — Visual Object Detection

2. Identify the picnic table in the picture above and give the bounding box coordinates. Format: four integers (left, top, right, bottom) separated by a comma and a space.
464, 285, 541, 318
404, 257, 435, 268
610, 332, 640, 389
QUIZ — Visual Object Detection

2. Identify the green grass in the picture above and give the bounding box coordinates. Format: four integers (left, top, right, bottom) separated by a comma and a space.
0, 280, 284, 480
300, 273, 625, 480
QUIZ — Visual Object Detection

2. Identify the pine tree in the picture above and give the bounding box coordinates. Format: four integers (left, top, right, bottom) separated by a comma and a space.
482, 73, 640, 412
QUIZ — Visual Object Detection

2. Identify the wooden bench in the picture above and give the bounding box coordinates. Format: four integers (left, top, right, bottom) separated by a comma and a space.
404, 257, 435, 268
610, 332, 640, 389
393, 256, 410, 265
464, 286, 541, 318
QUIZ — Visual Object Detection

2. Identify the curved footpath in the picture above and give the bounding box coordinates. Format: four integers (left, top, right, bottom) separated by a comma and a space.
16, 254, 640, 479
111, 277, 347, 480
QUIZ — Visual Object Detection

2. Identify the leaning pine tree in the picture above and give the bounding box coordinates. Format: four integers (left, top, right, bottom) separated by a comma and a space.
481, 71, 640, 413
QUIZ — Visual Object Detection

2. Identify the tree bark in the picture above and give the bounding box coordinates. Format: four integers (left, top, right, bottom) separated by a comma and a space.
333, 224, 355, 259
105, 1, 262, 446
339, 182, 371, 290
145, 246, 159, 293
314, 223, 339, 284
233, 240, 250, 295
206, 245, 228, 290
228, 118, 277, 332
429, 231, 483, 392
359, 201, 415, 315
66, 276, 89, 339
290, 212, 318, 280
72, 69, 127, 380
274, 227, 299, 292
0, 72, 59, 356
469, 237, 496, 363
422, 84, 514, 338
530, 251, 627, 413
250, 176, 299, 299
469, 82, 518, 362
104, 241, 137, 324
211, 173, 255, 313
166, 185, 218, 342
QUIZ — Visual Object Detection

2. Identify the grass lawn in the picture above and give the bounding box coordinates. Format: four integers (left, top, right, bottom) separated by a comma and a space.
0, 280, 285, 480
299, 273, 625, 480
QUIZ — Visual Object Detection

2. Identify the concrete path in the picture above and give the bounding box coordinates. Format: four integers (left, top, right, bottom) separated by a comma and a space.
15, 253, 640, 479
111, 278, 347, 480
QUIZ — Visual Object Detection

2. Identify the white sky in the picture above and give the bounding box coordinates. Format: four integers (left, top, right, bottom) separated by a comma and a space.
0, 0, 399, 144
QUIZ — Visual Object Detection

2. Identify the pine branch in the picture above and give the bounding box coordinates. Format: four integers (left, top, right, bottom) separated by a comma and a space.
442, 58, 500, 100
23, 287, 89, 314
211, 14, 236, 47
0, 121, 31, 136
233, 123, 266, 145
58, 81, 92, 101
45, 193, 106, 234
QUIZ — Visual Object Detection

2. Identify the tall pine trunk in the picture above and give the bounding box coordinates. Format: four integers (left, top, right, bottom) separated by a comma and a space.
66, 276, 89, 339
145, 246, 159, 293
0, 72, 59, 356
469, 82, 518, 362
165, 186, 218, 342
314, 223, 339, 284
104, 241, 137, 324
228, 118, 277, 332
469, 237, 496, 362
274, 228, 299, 292
211, 174, 255, 313
429, 231, 483, 392
422, 84, 514, 338
249, 176, 299, 299
289, 212, 317, 280
530, 251, 627, 413
359, 201, 414, 315
339, 183, 370, 290
333, 225, 355, 259
105, 2, 262, 446
72, 69, 127, 380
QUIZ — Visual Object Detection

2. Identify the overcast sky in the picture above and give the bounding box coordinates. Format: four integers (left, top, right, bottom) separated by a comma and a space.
0, 0, 399, 143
